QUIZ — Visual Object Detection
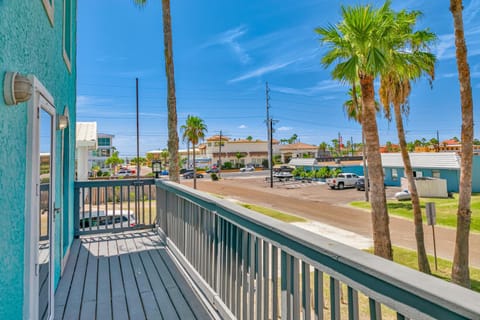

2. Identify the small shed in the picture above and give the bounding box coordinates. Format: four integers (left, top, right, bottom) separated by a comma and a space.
289, 158, 318, 171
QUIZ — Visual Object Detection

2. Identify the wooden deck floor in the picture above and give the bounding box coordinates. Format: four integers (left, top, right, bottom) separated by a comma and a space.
54, 230, 215, 320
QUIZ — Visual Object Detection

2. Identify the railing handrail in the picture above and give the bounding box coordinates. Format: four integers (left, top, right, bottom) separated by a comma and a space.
74, 178, 156, 188
156, 180, 480, 319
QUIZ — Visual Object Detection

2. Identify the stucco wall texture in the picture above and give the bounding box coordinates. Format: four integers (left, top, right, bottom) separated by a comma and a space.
0, 0, 76, 318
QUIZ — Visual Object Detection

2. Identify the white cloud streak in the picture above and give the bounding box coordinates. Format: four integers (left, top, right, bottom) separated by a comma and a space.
271, 80, 346, 96
203, 25, 251, 64
277, 126, 293, 131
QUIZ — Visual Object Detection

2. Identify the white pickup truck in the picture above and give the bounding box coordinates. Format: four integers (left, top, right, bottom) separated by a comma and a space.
326, 173, 360, 190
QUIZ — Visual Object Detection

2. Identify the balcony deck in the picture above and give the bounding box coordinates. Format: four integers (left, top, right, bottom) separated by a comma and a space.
53, 230, 215, 320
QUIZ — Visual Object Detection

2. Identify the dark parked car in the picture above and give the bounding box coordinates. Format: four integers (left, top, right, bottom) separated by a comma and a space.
355, 178, 367, 191
355, 177, 386, 191
182, 171, 204, 179
206, 167, 219, 173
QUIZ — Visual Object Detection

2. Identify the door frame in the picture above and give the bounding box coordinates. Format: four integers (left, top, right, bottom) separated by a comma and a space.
24, 76, 56, 320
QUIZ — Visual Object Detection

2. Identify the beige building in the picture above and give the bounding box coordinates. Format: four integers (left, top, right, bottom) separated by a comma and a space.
279, 142, 318, 163
202, 135, 280, 168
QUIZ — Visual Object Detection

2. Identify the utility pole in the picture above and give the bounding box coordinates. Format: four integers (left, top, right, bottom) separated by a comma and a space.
266, 82, 273, 188
136, 78, 140, 180
436, 130, 440, 152
218, 130, 222, 172
350, 136, 354, 157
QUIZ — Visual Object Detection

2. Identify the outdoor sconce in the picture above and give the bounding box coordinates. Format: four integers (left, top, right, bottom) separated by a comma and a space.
57, 114, 69, 130
3, 72, 33, 105
152, 160, 162, 178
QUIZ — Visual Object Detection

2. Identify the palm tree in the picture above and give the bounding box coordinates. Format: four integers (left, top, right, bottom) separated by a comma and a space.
379, 8, 436, 273
180, 115, 207, 189
160, 148, 169, 170
450, 0, 474, 288
316, 1, 394, 259
134, 0, 179, 182
343, 84, 370, 202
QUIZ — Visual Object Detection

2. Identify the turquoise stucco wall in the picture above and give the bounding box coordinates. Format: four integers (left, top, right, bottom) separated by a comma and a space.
0, 0, 76, 318
383, 167, 460, 192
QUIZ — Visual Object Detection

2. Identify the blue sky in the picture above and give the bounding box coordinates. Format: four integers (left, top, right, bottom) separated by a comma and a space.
77, 0, 480, 157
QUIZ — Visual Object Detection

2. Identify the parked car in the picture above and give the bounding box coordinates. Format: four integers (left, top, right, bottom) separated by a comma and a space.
206, 167, 219, 173
273, 171, 293, 181
79, 210, 136, 229
116, 169, 133, 177
326, 173, 360, 190
355, 178, 366, 191
240, 165, 255, 172
395, 189, 411, 201
183, 171, 204, 179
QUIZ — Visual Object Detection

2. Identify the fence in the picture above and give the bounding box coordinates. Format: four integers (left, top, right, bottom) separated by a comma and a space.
156, 180, 480, 320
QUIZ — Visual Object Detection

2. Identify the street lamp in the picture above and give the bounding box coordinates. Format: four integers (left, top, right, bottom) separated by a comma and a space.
152, 160, 162, 178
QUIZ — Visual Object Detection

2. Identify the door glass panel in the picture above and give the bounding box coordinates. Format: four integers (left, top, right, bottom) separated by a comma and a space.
39, 108, 52, 320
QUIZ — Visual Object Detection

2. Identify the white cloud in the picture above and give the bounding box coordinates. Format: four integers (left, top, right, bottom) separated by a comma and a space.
271, 80, 346, 96
464, 0, 480, 24
203, 25, 251, 64
238, 124, 247, 129
277, 126, 293, 131
228, 60, 297, 83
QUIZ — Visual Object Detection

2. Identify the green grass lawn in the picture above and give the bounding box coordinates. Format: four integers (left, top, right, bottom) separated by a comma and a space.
366, 246, 480, 293
240, 203, 307, 223
350, 193, 480, 232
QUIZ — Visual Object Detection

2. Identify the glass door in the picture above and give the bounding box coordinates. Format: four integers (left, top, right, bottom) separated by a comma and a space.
38, 106, 55, 320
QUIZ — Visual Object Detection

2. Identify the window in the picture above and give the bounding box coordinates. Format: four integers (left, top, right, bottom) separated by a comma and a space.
42, 0, 54, 26
432, 170, 441, 178
63, 0, 73, 72
98, 137, 111, 147
392, 168, 398, 181
413, 171, 423, 178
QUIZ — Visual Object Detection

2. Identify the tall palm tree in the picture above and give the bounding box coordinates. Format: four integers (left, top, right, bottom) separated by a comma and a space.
379, 9, 436, 274
134, 0, 179, 182
450, 0, 474, 288
180, 115, 207, 189
316, 1, 394, 259
343, 85, 370, 202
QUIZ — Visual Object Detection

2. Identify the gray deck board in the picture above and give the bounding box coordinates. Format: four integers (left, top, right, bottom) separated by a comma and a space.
54, 230, 214, 319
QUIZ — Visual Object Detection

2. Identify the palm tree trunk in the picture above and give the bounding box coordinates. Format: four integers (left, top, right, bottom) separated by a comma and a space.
362, 127, 369, 202
360, 74, 393, 260
162, 0, 179, 183
192, 143, 197, 189
394, 102, 431, 273
187, 141, 190, 168
450, 0, 474, 288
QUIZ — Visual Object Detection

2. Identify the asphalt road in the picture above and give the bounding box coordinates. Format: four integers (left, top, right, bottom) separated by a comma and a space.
181, 176, 480, 268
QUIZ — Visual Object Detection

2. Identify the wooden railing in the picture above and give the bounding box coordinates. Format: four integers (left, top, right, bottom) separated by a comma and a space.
74, 179, 156, 236
156, 180, 480, 320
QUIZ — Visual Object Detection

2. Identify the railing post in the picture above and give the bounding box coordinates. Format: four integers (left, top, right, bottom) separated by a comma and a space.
73, 183, 80, 238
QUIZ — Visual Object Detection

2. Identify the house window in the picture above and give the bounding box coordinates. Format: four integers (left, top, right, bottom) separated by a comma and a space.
63, 0, 73, 72
98, 137, 111, 147
413, 171, 423, 178
42, 0, 54, 26
392, 168, 398, 181
432, 170, 440, 178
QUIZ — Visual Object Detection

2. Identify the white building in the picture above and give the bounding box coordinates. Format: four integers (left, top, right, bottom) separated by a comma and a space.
76, 122, 116, 179
89, 133, 115, 169
76, 122, 97, 181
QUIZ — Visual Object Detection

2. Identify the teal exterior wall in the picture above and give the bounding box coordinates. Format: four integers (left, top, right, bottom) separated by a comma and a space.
383, 167, 460, 192
0, 0, 76, 318
472, 156, 480, 193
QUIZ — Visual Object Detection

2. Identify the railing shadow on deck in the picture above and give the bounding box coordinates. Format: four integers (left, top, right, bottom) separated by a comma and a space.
54, 231, 214, 320
155, 179, 480, 320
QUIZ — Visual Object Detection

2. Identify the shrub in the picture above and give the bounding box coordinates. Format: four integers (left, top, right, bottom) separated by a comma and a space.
210, 173, 219, 181
222, 162, 233, 169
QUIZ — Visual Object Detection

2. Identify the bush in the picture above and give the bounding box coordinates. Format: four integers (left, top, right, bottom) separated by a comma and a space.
222, 162, 233, 169
210, 173, 219, 181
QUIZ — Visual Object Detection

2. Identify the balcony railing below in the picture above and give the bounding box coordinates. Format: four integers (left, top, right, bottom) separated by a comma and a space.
74, 179, 156, 236
156, 179, 480, 320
